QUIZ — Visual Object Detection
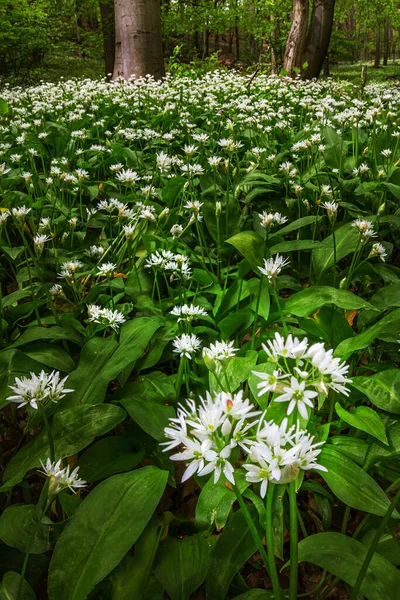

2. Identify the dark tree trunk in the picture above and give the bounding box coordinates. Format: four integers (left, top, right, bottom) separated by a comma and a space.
113, 0, 165, 80
374, 26, 381, 68
100, 1, 115, 77
383, 18, 390, 66
283, 0, 309, 74
301, 0, 336, 79
202, 29, 210, 58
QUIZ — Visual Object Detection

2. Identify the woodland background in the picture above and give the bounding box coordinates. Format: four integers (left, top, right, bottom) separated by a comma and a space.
1, 0, 399, 85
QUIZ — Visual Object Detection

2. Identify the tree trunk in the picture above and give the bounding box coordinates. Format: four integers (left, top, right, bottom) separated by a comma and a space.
374, 26, 381, 68
283, 0, 309, 75
113, 0, 165, 80
383, 18, 390, 66
301, 0, 336, 79
100, 1, 115, 77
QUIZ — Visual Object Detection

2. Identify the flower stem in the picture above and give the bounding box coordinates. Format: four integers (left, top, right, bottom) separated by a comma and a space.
289, 481, 299, 600
266, 484, 283, 600
175, 357, 186, 396
41, 408, 55, 463
350, 485, 400, 600
233, 482, 270, 574
273, 286, 289, 336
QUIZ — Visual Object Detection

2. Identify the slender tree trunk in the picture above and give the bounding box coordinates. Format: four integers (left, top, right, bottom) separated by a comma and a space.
301, 0, 336, 79
383, 18, 390, 66
113, 0, 165, 80
100, 1, 115, 77
283, 0, 309, 75
374, 25, 381, 68
202, 29, 210, 58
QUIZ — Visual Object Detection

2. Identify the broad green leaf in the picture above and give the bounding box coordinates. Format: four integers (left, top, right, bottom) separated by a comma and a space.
298, 532, 400, 600
63, 317, 164, 407
206, 506, 262, 600
9, 326, 83, 348
221, 351, 258, 393
335, 309, 400, 358
248, 277, 270, 320
0, 505, 49, 554
24, 343, 76, 373
195, 477, 236, 532
283, 286, 374, 317
312, 222, 360, 278
154, 534, 216, 600
78, 437, 144, 483
233, 592, 274, 599
119, 396, 175, 441
270, 240, 326, 253
0, 572, 35, 600
335, 403, 388, 444
1, 405, 126, 490
269, 215, 323, 239
364, 421, 400, 470
351, 369, 400, 414
106, 517, 162, 600
218, 310, 253, 338
48, 467, 168, 600
226, 231, 264, 274
161, 177, 186, 207
328, 437, 369, 466
369, 282, 400, 311
319, 446, 398, 518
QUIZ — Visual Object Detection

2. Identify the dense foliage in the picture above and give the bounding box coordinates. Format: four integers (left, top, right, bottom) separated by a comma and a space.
1, 71, 400, 598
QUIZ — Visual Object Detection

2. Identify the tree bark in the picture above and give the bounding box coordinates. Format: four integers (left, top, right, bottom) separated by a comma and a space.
283, 0, 309, 75
383, 18, 390, 66
374, 25, 381, 68
100, 1, 115, 77
301, 0, 336, 79
113, 0, 165, 80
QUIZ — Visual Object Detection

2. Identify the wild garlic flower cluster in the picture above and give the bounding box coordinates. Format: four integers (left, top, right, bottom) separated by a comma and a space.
40, 459, 86, 495
170, 303, 208, 322
7, 370, 73, 410
258, 254, 290, 283
258, 211, 288, 230
253, 333, 351, 418
145, 250, 192, 281
87, 304, 126, 331
352, 219, 377, 243
162, 390, 327, 497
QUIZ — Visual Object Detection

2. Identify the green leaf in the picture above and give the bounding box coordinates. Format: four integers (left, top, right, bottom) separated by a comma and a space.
9, 326, 83, 348
63, 317, 164, 407
226, 231, 264, 274
0, 99, 10, 116
24, 343, 76, 373
312, 222, 360, 278
318, 446, 398, 518
328, 437, 369, 466
0, 572, 35, 600
335, 309, 400, 358
205, 506, 262, 600
78, 437, 144, 483
364, 421, 400, 470
335, 403, 388, 444
161, 177, 186, 207
351, 369, 400, 414
297, 532, 400, 600
283, 286, 375, 317
269, 215, 323, 239
270, 240, 325, 253
233, 592, 274, 599
1, 405, 126, 490
48, 467, 168, 600
220, 351, 258, 393
0, 505, 49, 554
154, 534, 216, 600
195, 477, 236, 532
119, 396, 175, 441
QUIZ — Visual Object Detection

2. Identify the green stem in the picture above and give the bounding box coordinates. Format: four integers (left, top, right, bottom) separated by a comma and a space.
289, 481, 299, 600
233, 483, 270, 575
250, 274, 264, 351
42, 408, 55, 463
175, 357, 186, 396
273, 286, 289, 336
266, 484, 283, 600
350, 486, 400, 600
